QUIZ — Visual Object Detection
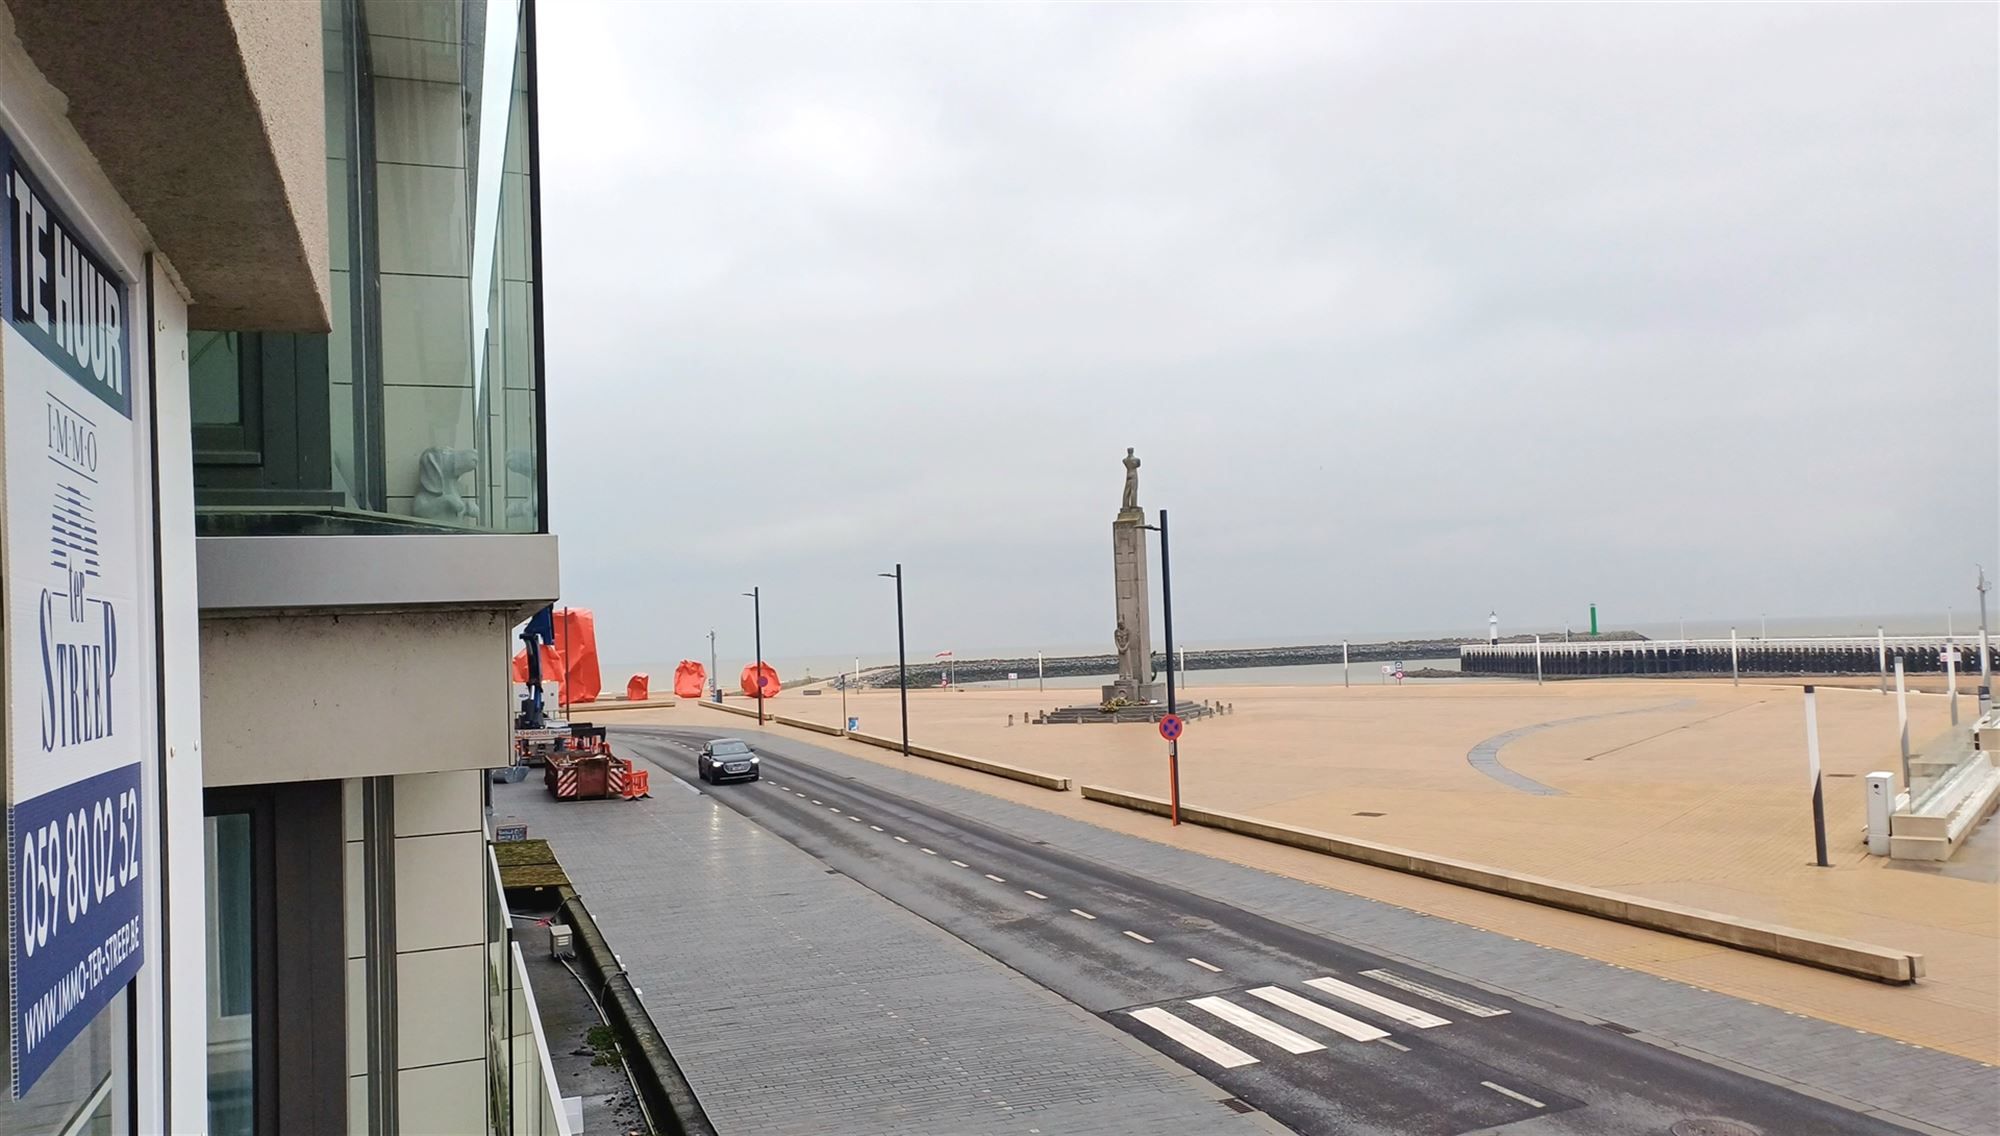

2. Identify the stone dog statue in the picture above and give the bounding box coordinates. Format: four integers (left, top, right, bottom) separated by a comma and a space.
413, 446, 480, 524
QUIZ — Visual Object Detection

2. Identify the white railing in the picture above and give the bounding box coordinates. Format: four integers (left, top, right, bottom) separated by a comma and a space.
507, 942, 573, 1136
487, 845, 574, 1136
1462, 635, 1971, 656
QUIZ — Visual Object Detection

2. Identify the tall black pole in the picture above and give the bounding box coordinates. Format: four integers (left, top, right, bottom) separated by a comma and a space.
1160, 510, 1175, 716
879, 565, 909, 756
1153, 510, 1180, 825
745, 587, 763, 725
895, 565, 909, 756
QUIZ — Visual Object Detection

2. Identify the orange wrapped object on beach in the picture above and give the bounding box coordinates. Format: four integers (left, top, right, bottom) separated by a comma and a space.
550, 608, 602, 703
673, 660, 707, 699
626, 674, 649, 701
511, 643, 561, 685
739, 662, 781, 699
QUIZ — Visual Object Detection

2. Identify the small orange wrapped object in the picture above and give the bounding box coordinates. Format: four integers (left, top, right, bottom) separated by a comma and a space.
626, 674, 649, 701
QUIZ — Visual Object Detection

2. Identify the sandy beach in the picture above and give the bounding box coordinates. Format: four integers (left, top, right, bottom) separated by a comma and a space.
614, 674, 1998, 1062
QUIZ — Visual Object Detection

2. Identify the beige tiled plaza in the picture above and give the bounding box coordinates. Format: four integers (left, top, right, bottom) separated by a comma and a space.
610, 677, 1997, 1064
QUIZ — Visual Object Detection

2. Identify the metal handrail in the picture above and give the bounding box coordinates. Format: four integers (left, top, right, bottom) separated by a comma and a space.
1461, 636, 1969, 654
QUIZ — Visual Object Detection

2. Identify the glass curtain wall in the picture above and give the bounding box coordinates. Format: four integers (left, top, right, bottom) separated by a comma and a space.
190, 0, 542, 536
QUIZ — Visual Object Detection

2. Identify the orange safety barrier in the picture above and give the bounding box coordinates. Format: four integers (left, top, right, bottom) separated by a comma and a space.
627, 673, 650, 701
623, 767, 651, 799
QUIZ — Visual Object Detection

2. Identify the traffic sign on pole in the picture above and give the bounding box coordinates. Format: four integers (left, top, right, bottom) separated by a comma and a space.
1159, 713, 1184, 741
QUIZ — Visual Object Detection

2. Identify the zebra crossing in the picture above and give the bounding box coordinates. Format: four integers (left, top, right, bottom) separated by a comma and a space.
1124, 968, 1509, 1070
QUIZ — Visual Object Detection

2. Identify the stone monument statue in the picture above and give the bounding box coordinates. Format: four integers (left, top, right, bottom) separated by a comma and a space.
1105, 449, 1161, 704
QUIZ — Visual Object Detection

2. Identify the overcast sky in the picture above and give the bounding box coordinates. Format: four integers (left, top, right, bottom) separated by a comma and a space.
537, 3, 1998, 669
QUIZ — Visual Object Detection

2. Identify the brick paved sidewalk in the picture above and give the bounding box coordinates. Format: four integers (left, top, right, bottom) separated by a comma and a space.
497, 774, 1281, 1136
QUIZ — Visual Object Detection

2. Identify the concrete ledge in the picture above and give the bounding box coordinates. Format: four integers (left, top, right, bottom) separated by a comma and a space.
772, 714, 844, 737
843, 731, 1072, 792
697, 700, 764, 721
1079, 784, 1924, 985
571, 698, 682, 714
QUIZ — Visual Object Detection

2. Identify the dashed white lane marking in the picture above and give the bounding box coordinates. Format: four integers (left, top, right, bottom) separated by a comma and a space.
1378, 1038, 1411, 1052
894, 836, 910, 843
1304, 977, 1451, 1029
1127, 1008, 1258, 1069
811, 799, 822, 804
1187, 997, 1324, 1054
950, 860, 969, 868
1245, 986, 1389, 1043
1024, 890, 1048, 900
847, 815, 863, 822
921, 848, 937, 855
1070, 908, 1097, 920
985, 874, 1007, 883
828, 806, 843, 813
870, 825, 884, 832
1481, 1081, 1546, 1109
793, 792, 805, 797
1357, 969, 1510, 1017
1187, 958, 1222, 973
1122, 931, 1153, 944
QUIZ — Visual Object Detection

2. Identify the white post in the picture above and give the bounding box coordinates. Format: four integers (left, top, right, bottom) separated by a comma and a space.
1037, 651, 1044, 693
1179, 643, 1186, 679
1876, 627, 1887, 695
1864, 772, 1893, 856
1534, 634, 1543, 685
1980, 627, 1992, 694
1895, 657, 1911, 788
1947, 647, 1959, 726
1342, 640, 1350, 689
1730, 627, 1739, 687
1804, 686, 1829, 867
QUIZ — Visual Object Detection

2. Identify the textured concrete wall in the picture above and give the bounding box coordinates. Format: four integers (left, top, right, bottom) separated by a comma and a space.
199, 609, 511, 785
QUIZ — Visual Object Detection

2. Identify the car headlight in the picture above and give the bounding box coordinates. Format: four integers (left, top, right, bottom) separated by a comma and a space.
749, 756, 760, 763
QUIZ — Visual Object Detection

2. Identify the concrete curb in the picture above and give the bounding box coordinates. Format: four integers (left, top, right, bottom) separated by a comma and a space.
695, 701, 1072, 790
843, 730, 1072, 791
1079, 784, 1925, 986
557, 890, 718, 1136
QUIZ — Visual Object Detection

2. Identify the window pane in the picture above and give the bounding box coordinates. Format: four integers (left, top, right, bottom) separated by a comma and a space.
206, 814, 255, 1136
189, 332, 243, 427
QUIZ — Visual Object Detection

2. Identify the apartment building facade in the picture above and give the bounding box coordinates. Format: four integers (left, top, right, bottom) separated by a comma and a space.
0, 1, 562, 1133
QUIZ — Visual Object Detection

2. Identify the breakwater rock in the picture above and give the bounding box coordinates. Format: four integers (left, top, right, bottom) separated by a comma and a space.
855, 632, 1647, 688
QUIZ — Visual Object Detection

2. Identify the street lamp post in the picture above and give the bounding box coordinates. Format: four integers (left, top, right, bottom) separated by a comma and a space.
1144, 510, 1180, 825
741, 588, 763, 725
709, 628, 719, 702
879, 565, 909, 757
1978, 565, 1992, 688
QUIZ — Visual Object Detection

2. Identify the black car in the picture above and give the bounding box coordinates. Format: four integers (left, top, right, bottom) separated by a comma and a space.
697, 738, 760, 783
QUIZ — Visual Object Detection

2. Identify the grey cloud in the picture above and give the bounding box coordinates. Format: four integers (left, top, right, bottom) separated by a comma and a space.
537, 3, 1997, 668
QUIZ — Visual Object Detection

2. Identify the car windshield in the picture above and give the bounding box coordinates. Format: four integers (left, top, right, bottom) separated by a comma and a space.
711, 741, 751, 756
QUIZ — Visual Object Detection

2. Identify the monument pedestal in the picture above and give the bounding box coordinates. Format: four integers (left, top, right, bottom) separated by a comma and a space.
1101, 680, 1163, 705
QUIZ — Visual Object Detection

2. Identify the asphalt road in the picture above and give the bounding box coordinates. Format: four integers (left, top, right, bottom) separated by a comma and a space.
620, 726, 1914, 1136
